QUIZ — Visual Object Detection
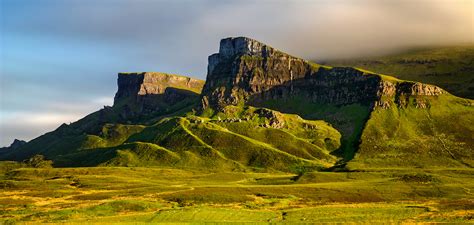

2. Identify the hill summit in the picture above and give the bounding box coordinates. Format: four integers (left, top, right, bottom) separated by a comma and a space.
202, 37, 444, 111
1, 37, 473, 171
326, 46, 474, 99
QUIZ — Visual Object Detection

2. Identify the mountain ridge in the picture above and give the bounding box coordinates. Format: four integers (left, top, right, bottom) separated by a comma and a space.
199, 37, 464, 164
323, 45, 474, 99
201, 37, 447, 111
1, 37, 472, 171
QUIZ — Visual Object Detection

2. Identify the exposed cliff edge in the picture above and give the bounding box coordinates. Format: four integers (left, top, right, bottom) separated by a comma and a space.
326, 46, 474, 99
114, 72, 205, 119
201, 37, 444, 112
201, 37, 316, 110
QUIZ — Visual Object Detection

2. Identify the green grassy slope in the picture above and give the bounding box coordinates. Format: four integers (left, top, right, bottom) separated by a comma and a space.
351, 93, 474, 169
3, 44, 473, 171
0, 72, 204, 163
324, 46, 474, 99
256, 99, 371, 162
111, 107, 340, 172
254, 65, 474, 169
3, 106, 341, 172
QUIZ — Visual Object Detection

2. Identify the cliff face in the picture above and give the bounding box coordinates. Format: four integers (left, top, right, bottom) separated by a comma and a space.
115, 72, 204, 105
376, 80, 443, 109
202, 37, 314, 110
114, 72, 205, 118
201, 37, 444, 111
327, 46, 474, 99
252, 67, 383, 107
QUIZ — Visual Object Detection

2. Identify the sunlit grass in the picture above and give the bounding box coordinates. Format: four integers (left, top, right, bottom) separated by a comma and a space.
0, 163, 472, 223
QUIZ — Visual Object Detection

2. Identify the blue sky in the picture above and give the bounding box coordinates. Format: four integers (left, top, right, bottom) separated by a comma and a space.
0, 0, 473, 146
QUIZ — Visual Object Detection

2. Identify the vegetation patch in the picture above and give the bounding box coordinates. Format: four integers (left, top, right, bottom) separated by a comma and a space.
395, 173, 439, 183
0, 166, 472, 223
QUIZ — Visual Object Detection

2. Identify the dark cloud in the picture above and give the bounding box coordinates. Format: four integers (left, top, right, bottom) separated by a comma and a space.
3, 0, 472, 68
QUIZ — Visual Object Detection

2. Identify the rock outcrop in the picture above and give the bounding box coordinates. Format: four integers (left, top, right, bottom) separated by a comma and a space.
200, 37, 445, 111
375, 80, 443, 109
201, 37, 315, 110
253, 108, 286, 128
115, 72, 205, 118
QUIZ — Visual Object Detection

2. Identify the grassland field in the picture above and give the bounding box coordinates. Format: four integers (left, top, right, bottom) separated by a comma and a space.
0, 162, 472, 224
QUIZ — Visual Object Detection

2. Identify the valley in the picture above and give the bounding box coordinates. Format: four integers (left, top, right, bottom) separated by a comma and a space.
1, 37, 473, 224
0, 163, 473, 224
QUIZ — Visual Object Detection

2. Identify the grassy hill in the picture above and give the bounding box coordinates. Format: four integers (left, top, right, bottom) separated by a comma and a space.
351, 86, 474, 169
1, 38, 473, 172
1, 105, 341, 173
323, 46, 474, 99
256, 70, 474, 169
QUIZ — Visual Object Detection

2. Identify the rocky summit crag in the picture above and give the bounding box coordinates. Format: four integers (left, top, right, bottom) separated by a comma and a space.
1, 37, 473, 171
114, 72, 204, 119
202, 37, 444, 110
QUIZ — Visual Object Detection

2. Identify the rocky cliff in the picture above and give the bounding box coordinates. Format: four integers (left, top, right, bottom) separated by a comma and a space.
201, 37, 315, 110
375, 80, 444, 109
201, 37, 445, 111
326, 46, 474, 99
114, 72, 205, 119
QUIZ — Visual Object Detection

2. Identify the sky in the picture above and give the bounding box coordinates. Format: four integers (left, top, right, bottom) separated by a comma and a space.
0, 0, 473, 146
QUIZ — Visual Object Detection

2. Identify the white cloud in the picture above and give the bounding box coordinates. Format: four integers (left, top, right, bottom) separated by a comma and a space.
2, 112, 83, 126
0, 96, 112, 146
0, 111, 81, 146
92, 96, 114, 106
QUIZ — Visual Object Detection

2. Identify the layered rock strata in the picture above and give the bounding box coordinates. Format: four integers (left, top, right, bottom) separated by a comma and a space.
200, 37, 444, 111
115, 72, 205, 117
